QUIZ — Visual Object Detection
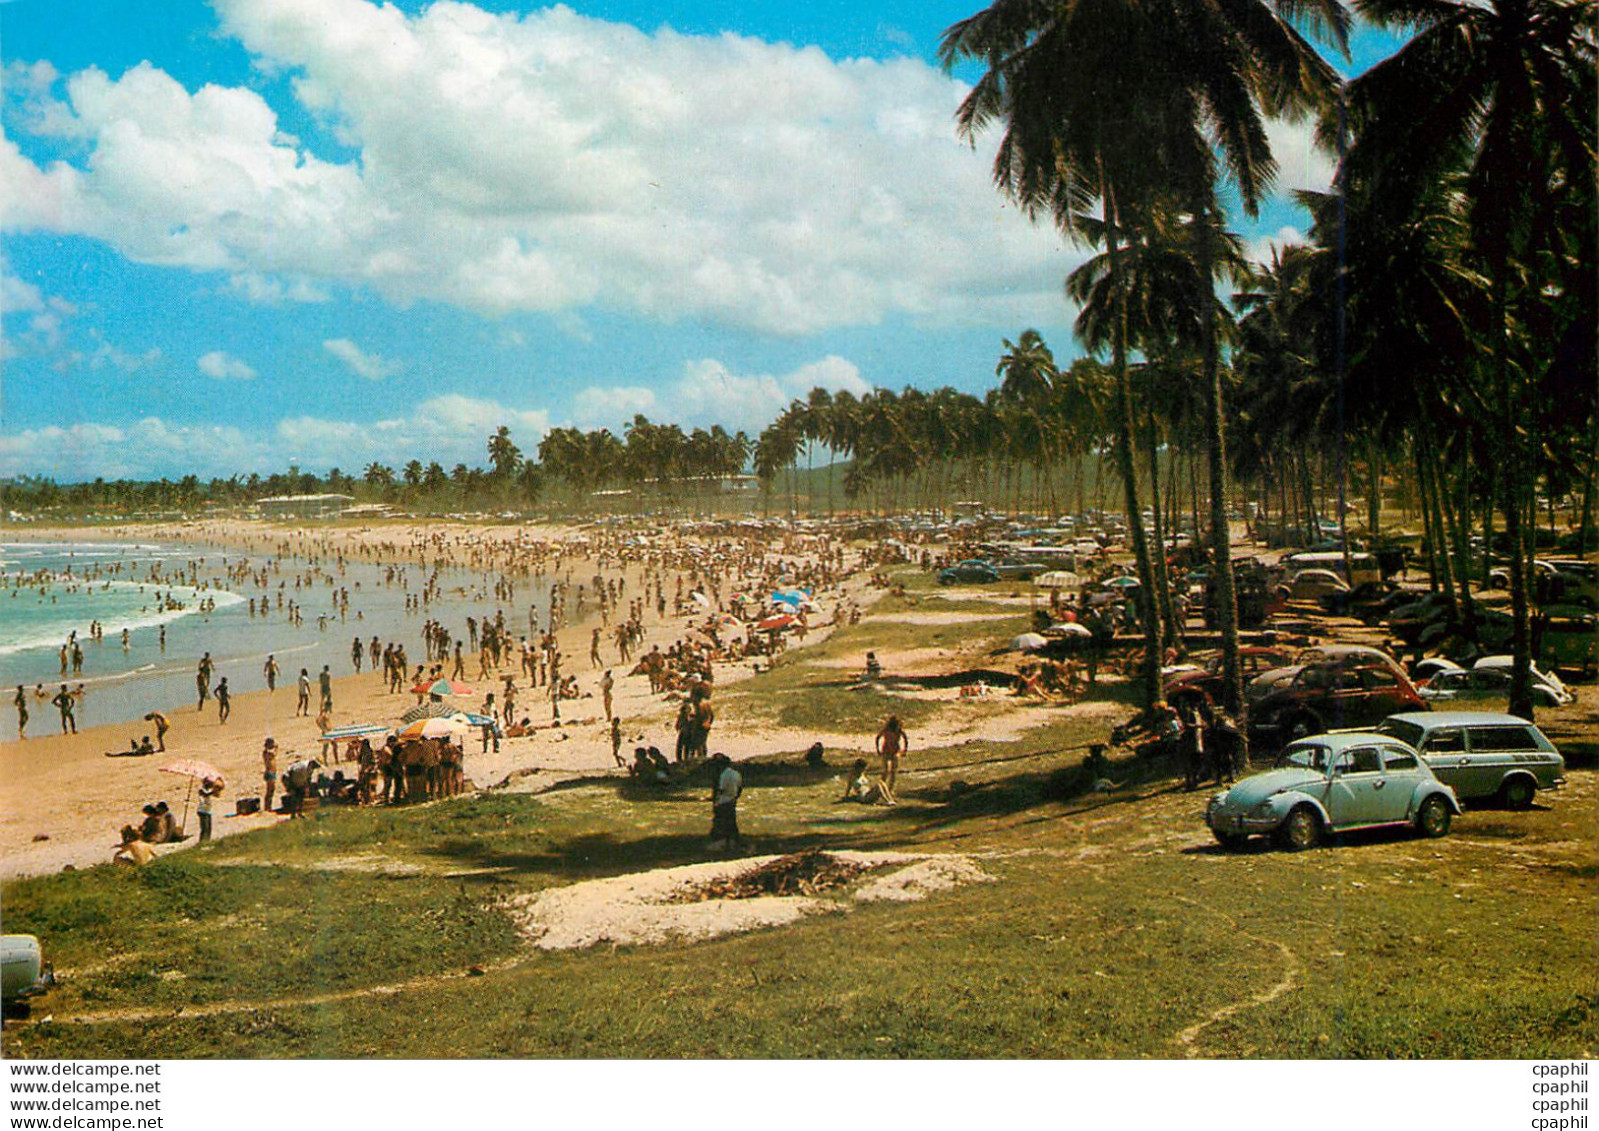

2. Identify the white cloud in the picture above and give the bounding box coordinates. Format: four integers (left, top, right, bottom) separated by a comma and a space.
1, 0, 1075, 335
226, 271, 329, 305
323, 337, 400, 379
1263, 116, 1336, 196
574, 355, 871, 435
1246, 226, 1308, 266
1, 395, 552, 480
197, 349, 257, 380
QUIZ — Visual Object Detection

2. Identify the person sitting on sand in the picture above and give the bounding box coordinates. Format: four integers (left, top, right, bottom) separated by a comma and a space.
839, 758, 896, 806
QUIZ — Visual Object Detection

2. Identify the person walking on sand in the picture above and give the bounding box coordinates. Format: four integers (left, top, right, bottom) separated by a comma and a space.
296, 669, 311, 716
52, 683, 77, 734
601, 670, 614, 720
318, 665, 333, 712
261, 737, 279, 812
214, 677, 232, 724
14, 686, 28, 738
144, 710, 170, 752
264, 654, 279, 692
875, 715, 908, 794
610, 715, 624, 767
590, 627, 602, 670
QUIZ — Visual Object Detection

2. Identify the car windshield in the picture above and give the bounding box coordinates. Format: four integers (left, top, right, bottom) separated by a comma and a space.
1279, 743, 1330, 771
1375, 718, 1425, 748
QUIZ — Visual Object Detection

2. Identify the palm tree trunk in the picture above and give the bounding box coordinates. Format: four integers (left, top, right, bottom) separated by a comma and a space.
1196, 203, 1244, 723
1102, 182, 1161, 708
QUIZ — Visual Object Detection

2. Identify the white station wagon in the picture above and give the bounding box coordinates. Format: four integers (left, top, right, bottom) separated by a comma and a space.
1375, 711, 1566, 808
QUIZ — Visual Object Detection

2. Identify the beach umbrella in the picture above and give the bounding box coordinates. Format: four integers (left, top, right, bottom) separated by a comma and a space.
756, 613, 797, 632
1046, 622, 1093, 638
320, 723, 391, 741
159, 759, 225, 837
1011, 632, 1048, 652
399, 701, 459, 723
690, 591, 713, 609
1102, 576, 1141, 589
410, 677, 475, 697
1034, 571, 1084, 589
398, 717, 470, 740
160, 758, 225, 783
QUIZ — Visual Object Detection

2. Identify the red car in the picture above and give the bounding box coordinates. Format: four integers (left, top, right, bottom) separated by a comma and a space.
1247, 648, 1426, 748
1164, 647, 1295, 710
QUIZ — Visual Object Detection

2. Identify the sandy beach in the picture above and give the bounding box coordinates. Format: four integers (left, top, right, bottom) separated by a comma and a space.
0, 518, 893, 878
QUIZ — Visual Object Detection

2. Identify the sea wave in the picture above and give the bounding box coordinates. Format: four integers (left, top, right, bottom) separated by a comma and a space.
0, 582, 246, 658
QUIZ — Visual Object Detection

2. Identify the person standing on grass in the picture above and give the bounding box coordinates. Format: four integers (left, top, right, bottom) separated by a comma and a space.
297, 668, 311, 716
214, 677, 231, 724
875, 715, 908, 794
706, 752, 743, 852
52, 683, 77, 734
144, 711, 170, 751
14, 686, 28, 739
264, 654, 279, 693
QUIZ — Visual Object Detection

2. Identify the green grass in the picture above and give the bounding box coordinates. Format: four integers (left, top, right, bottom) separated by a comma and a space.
4, 564, 1595, 1058
7, 759, 1593, 1058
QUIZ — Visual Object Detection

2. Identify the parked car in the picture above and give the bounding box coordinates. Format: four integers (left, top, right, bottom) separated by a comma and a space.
1, 935, 53, 1015
938, 560, 1000, 585
1375, 711, 1566, 808
1538, 605, 1599, 675
1471, 655, 1572, 703
1164, 646, 1295, 710
1417, 667, 1570, 709
1206, 732, 1460, 850
1248, 649, 1426, 748
991, 560, 1047, 582
1426, 662, 1573, 707
1280, 568, 1351, 603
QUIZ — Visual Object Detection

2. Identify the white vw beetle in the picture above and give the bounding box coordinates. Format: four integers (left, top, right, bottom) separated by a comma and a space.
1206, 732, 1462, 851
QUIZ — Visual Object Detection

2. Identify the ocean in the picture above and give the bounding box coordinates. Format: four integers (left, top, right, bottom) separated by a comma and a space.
0, 540, 549, 741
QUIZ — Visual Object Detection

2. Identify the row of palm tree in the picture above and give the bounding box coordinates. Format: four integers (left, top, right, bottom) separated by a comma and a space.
929, 0, 1594, 722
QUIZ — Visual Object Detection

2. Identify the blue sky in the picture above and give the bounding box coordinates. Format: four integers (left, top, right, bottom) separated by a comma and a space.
1, 0, 1404, 482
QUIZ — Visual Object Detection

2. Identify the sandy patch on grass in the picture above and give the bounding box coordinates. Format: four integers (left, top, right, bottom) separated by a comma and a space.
853, 856, 995, 903
503, 851, 992, 950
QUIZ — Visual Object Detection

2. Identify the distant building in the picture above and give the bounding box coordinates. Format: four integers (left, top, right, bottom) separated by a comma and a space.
254, 493, 355, 520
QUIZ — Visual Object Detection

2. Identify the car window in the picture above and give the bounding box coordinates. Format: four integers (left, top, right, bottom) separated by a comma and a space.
1348, 747, 1383, 774
1420, 728, 1466, 754
1470, 671, 1510, 690
1364, 668, 1399, 688
1376, 718, 1425, 747
1381, 747, 1418, 771
1466, 726, 1537, 753
1298, 667, 1331, 690
1332, 671, 1363, 692
1283, 744, 1329, 771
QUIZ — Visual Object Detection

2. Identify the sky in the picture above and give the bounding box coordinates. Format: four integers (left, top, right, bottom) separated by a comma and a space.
0, 0, 1405, 482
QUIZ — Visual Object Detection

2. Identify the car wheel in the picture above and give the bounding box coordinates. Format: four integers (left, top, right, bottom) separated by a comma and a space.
1212, 830, 1248, 851
1273, 806, 1321, 852
1498, 776, 1536, 810
1416, 794, 1452, 838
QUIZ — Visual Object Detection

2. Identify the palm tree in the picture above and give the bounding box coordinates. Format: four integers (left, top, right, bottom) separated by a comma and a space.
1340, 0, 1597, 718
942, 0, 1348, 716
